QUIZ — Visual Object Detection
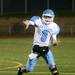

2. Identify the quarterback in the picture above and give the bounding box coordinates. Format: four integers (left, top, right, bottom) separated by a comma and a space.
17, 9, 60, 75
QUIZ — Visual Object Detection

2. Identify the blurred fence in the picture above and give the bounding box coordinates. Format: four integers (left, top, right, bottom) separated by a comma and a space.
0, 0, 75, 36
56, 17, 75, 35
0, 0, 75, 16
0, 17, 75, 35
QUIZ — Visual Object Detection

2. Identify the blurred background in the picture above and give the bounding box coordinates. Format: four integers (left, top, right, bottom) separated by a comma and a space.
0, 0, 75, 36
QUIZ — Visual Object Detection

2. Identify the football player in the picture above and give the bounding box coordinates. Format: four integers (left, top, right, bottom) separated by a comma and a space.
17, 9, 60, 75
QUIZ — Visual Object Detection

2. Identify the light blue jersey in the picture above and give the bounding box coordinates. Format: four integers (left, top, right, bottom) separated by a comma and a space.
30, 16, 60, 46
24, 16, 60, 71
18, 9, 59, 75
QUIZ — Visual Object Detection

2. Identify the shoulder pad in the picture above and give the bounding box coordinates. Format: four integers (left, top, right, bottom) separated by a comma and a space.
30, 16, 41, 22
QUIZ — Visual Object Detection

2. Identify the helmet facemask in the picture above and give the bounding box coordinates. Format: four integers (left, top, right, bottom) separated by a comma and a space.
42, 16, 54, 25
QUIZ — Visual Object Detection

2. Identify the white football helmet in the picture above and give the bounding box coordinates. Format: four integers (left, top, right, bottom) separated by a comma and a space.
42, 9, 55, 24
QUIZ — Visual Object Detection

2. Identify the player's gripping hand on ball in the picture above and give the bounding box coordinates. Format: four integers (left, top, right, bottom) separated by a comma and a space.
23, 20, 30, 29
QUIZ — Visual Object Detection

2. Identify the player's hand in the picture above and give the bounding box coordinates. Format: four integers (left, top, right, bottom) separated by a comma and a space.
52, 39, 61, 46
23, 20, 30, 29
52, 40, 58, 46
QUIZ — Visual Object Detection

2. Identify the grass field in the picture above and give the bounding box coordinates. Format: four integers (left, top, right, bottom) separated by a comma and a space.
0, 37, 75, 75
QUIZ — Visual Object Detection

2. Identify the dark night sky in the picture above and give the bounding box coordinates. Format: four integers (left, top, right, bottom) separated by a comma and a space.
0, 0, 73, 15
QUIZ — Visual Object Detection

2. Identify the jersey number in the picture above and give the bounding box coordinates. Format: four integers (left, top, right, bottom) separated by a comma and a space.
41, 30, 48, 42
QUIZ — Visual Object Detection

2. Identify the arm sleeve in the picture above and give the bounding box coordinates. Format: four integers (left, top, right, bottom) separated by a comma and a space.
29, 20, 35, 25
30, 16, 41, 26
52, 25, 60, 40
